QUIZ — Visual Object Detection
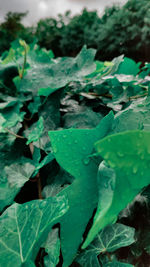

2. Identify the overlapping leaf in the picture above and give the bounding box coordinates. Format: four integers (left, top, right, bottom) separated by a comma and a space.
0, 195, 68, 266
77, 223, 135, 267
83, 130, 150, 248
14, 46, 96, 97
49, 111, 114, 266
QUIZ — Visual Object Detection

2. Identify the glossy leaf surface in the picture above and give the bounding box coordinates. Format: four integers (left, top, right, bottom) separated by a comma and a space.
0, 196, 68, 266
49, 111, 114, 266
83, 130, 150, 247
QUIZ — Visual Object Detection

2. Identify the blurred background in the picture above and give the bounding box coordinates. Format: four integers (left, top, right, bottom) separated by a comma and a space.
0, 0, 149, 62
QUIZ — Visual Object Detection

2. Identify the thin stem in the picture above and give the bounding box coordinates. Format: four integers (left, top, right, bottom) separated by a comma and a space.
19, 42, 27, 79
4, 128, 25, 139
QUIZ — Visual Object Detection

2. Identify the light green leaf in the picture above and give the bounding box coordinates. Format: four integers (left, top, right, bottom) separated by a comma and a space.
78, 223, 135, 267
0, 196, 68, 266
25, 117, 44, 145
33, 152, 55, 176
0, 158, 35, 212
49, 111, 114, 267
83, 130, 150, 247
4, 161, 35, 187
44, 229, 60, 267
14, 46, 96, 97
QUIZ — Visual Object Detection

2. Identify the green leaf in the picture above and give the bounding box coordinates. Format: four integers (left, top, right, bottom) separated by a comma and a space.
0, 196, 68, 266
43, 229, 60, 267
28, 96, 41, 116
4, 161, 35, 187
49, 111, 114, 266
14, 46, 96, 97
0, 103, 25, 130
115, 57, 140, 76
92, 223, 135, 253
33, 152, 55, 176
25, 117, 44, 145
0, 159, 35, 212
83, 130, 150, 247
78, 223, 135, 267
111, 96, 150, 134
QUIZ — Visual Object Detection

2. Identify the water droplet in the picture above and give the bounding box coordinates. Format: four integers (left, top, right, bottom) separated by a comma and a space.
133, 166, 138, 174
139, 132, 143, 138
63, 134, 67, 138
83, 147, 86, 151
117, 151, 124, 157
140, 154, 144, 160
105, 153, 110, 159
53, 147, 57, 153
74, 140, 78, 144
41, 201, 46, 208
108, 138, 111, 142
83, 157, 90, 165
108, 160, 116, 168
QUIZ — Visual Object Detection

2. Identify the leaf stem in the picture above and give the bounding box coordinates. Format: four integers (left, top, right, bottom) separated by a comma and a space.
19, 41, 27, 79
4, 128, 25, 139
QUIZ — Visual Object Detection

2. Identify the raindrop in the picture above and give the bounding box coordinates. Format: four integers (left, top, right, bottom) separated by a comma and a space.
139, 132, 143, 138
53, 147, 57, 153
63, 134, 67, 138
133, 166, 138, 174
117, 151, 124, 157
74, 140, 78, 144
108, 160, 116, 168
41, 201, 46, 208
83, 157, 90, 165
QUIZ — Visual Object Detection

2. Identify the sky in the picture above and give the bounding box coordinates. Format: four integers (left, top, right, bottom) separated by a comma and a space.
0, 0, 127, 26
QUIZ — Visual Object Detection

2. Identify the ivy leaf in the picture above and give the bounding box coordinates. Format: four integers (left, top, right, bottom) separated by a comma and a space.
4, 161, 35, 187
115, 57, 140, 76
14, 46, 96, 97
33, 152, 55, 177
25, 116, 44, 145
77, 224, 135, 267
0, 103, 25, 130
43, 229, 60, 267
83, 130, 150, 248
0, 159, 35, 212
49, 111, 114, 267
92, 223, 135, 253
0, 196, 68, 266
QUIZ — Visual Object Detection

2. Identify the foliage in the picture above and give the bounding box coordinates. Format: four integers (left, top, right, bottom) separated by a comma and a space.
0, 0, 150, 62
0, 40, 150, 267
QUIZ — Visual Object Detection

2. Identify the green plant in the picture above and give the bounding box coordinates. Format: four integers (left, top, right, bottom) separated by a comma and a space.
0, 40, 150, 267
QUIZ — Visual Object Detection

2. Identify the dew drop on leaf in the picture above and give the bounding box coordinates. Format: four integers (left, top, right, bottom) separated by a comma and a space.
83, 157, 90, 165
117, 151, 124, 157
53, 147, 57, 153
132, 166, 138, 174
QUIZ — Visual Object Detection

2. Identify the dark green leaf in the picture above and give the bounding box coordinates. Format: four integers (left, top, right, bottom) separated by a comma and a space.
49, 111, 114, 266
83, 130, 150, 247
0, 196, 68, 266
